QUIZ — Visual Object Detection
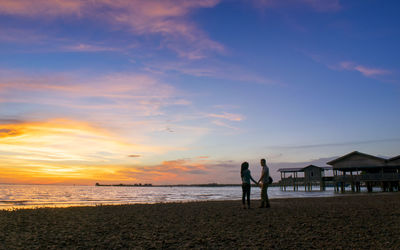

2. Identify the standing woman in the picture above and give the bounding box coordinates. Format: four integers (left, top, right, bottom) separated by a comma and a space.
241, 162, 258, 209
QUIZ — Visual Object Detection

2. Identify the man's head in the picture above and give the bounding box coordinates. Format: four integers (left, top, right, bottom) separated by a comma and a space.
260, 158, 266, 167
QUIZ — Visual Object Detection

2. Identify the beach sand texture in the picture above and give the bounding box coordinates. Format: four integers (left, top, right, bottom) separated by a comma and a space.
0, 194, 399, 249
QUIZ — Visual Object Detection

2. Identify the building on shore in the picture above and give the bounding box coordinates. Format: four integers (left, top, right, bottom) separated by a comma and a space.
327, 151, 400, 192
278, 151, 400, 193
278, 165, 332, 191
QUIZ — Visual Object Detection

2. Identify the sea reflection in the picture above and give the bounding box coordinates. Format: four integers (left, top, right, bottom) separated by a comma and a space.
0, 184, 343, 210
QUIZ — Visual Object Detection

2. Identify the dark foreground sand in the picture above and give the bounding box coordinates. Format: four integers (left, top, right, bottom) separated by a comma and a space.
1, 194, 400, 249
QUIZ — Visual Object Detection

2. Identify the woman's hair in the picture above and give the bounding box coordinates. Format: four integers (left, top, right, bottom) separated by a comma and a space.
241, 162, 249, 177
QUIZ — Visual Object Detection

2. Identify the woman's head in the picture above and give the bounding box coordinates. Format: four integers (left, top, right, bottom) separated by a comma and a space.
241, 161, 249, 177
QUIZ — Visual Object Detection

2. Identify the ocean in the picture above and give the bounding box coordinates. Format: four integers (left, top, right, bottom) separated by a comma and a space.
0, 184, 348, 210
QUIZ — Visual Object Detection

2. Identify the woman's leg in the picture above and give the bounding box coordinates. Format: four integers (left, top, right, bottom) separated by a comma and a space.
242, 184, 246, 206
246, 185, 251, 208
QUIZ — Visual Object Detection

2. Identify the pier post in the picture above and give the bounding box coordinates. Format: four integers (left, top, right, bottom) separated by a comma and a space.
293, 173, 296, 191
350, 172, 355, 192
367, 182, 372, 192
341, 171, 346, 193
283, 172, 286, 191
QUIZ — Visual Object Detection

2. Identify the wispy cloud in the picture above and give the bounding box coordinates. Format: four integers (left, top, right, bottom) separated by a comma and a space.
211, 120, 238, 130
267, 138, 400, 150
0, 26, 48, 43
252, 0, 342, 12
206, 112, 244, 130
301, 0, 342, 12
128, 155, 141, 158
304, 52, 394, 81
208, 112, 244, 122
61, 43, 119, 52
144, 59, 280, 85
334, 61, 391, 77
0, 0, 223, 59
0, 70, 185, 117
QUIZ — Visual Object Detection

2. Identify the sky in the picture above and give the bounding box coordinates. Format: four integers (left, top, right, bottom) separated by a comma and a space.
0, 0, 399, 185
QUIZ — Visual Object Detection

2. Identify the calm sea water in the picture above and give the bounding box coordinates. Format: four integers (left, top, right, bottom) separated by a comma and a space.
0, 184, 345, 210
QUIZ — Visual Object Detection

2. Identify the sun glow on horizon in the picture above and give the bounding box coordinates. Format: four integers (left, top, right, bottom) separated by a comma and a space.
0, 119, 161, 184
0, 119, 229, 185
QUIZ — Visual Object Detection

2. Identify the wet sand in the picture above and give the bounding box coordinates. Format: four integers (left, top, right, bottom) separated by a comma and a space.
0, 193, 399, 249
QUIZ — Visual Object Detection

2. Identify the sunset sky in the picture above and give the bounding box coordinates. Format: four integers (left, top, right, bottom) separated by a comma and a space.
0, 0, 399, 185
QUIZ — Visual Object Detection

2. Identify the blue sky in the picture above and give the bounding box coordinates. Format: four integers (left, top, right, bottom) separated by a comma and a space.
0, 0, 399, 184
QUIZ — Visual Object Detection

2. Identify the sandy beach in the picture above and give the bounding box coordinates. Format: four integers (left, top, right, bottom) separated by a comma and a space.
0, 194, 399, 249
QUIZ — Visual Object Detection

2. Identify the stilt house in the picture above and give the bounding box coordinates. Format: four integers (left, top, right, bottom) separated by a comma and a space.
278, 165, 331, 191
327, 151, 400, 192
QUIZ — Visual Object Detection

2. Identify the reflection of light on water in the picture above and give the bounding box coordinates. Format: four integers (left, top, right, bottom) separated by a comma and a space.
0, 184, 355, 210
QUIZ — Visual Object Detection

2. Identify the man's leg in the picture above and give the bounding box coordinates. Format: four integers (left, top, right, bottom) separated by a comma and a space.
259, 184, 266, 208
265, 184, 270, 208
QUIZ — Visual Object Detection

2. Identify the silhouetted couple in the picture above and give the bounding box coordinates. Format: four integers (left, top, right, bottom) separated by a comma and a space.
240, 159, 270, 209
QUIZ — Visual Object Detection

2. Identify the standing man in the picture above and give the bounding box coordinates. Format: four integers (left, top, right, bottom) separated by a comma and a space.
258, 158, 270, 208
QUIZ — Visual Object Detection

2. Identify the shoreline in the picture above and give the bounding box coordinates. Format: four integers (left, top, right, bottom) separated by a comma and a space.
0, 190, 396, 211
1, 193, 400, 248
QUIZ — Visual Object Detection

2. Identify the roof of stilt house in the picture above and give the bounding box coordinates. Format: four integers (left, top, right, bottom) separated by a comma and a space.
277, 165, 331, 173
327, 151, 385, 165
388, 155, 400, 161
387, 155, 400, 166
327, 151, 388, 170
278, 151, 400, 173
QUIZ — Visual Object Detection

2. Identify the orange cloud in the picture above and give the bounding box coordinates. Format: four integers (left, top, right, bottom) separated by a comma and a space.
0, 0, 223, 59
115, 158, 212, 184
